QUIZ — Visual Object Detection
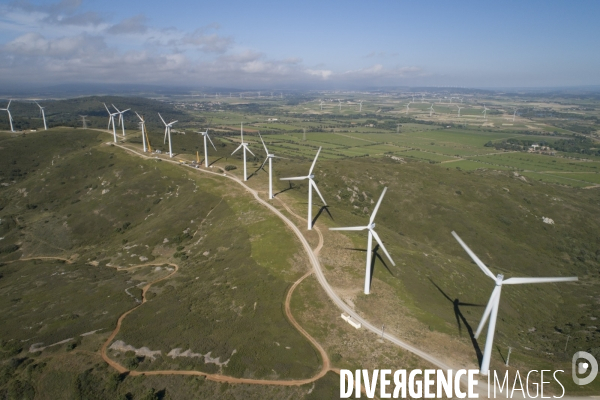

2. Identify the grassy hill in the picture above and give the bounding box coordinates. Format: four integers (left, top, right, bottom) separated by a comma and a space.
0, 128, 331, 398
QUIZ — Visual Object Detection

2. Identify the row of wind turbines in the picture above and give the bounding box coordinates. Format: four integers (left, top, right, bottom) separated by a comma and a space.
99, 100, 576, 376
260, 144, 577, 376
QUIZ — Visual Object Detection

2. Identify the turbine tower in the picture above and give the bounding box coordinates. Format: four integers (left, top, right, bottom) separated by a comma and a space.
198, 127, 217, 167
482, 105, 488, 119
451, 231, 578, 376
429, 103, 434, 117
513, 109, 517, 122
337, 99, 342, 111
158, 113, 178, 158
35, 101, 47, 130
330, 187, 396, 294
320, 100, 324, 111
135, 112, 148, 152
104, 103, 118, 143
280, 147, 327, 230
231, 123, 255, 181
112, 104, 130, 136
457, 106, 463, 117
80, 115, 88, 129
259, 132, 286, 199
405, 103, 410, 114
1, 100, 14, 132
359, 100, 364, 112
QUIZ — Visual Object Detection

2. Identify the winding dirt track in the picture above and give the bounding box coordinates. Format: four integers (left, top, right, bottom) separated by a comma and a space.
100, 265, 330, 385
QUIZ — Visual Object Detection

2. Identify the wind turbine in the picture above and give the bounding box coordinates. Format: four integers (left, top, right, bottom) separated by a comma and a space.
457, 106, 464, 117
1, 100, 14, 132
320, 100, 324, 111
358, 100, 364, 112
482, 105, 489, 119
280, 147, 326, 230
104, 103, 118, 143
158, 113, 178, 158
198, 127, 217, 167
512, 109, 517, 122
258, 132, 287, 199
231, 123, 255, 181
396, 123, 401, 133
112, 104, 130, 136
330, 187, 395, 294
80, 115, 88, 129
405, 103, 410, 114
451, 231, 578, 376
135, 112, 148, 152
35, 101, 47, 130
337, 99, 342, 111
429, 103, 434, 117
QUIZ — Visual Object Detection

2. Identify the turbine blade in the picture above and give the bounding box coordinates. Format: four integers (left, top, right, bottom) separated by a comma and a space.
475, 286, 501, 339
231, 145, 243, 155
503, 277, 578, 285
329, 226, 369, 231
104, 103, 110, 114
451, 231, 496, 280
259, 157, 269, 171
158, 113, 167, 126
123, 108, 131, 113
371, 229, 395, 266
170, 120, 178, 125
135, 111, 143, 121
280, 176, 307, 181
112, 104, 121, 113
311, 180, 327, 205
308, 147, 322, 175
259, 132, 269, 154
206, 134, 217, 151
369, 187, 388, 224
245, 146, 255, 157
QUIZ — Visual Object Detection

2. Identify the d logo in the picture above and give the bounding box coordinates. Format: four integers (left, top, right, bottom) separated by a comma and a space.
572, 351, 598, 386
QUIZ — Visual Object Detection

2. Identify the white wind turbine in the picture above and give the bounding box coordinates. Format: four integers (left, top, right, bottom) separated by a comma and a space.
231, 122, 255, 181
512, 109, 517, 122
104, 103, 118, 143
451, 231, 578, 376
280, 147, 326, 230
1, 100, 14, 132
35, 101, 47, 130
457, 106, 464, 117
337, 99, 342, 111
113, 104, 130, 136
198, 127, 217, 167
482, 105, 488, 119
158, 113, 178, 158
330, 187, 395, 294
358, 100, 364, 112
405, 103, 410, 114
134, 112, 148, 152
429, 103, 434, 117
258, 132, 287, 199
80, 115, 88, 129
320, 100, 324, 111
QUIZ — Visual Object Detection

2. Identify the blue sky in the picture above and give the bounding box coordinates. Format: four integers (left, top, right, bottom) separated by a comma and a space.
0, 0, 599, 89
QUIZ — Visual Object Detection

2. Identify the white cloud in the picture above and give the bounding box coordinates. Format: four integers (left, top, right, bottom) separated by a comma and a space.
106, 14, 148, 35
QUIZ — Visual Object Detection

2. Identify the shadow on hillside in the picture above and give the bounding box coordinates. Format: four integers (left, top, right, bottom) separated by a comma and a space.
345, 245, 395, 284
429, 278, 484, 366
311, 205, 333, 228
273, 181, 296, 197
